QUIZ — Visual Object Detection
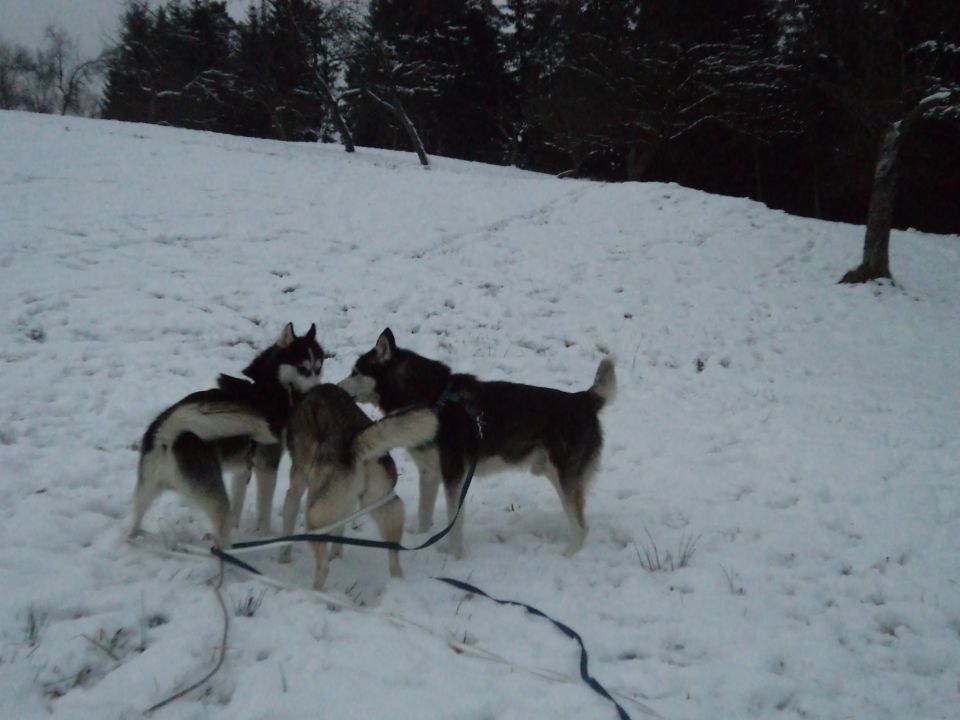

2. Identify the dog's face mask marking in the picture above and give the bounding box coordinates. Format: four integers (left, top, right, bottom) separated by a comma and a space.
279, 348, 324, 394
275, 322, 325, 394
337, 328, 394, 404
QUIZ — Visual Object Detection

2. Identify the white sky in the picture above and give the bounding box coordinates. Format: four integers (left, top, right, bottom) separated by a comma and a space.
0, 0, 256, 57
0, 0, 128, 56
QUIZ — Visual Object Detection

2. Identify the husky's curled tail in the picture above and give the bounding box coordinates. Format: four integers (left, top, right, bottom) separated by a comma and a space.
351, 408, 438, 463
589, 355, 618, 409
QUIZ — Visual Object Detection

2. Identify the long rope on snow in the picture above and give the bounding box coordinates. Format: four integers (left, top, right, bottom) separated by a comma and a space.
143, 558, 229, 715
135, 536, 663, 719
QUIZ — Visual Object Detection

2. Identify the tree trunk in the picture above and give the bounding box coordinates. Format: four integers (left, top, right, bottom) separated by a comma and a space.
839, 92, 955, 284
839, 122, 899, 283
317, 78, 354, 153
365, 88, 430, 167
626, 143, 656, 181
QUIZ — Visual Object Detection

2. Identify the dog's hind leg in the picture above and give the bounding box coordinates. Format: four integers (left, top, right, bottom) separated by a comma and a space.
278, 460, 307, 564
539, 454, 590, 557
559, 481, 589, 557
253, 442, 282, 533
409, 446, 442, 533
362, 460, 404, 578
173, 432, 232, 548
129, 453, 165, 539
304, 473, 356, 590
226, 442, 255, 529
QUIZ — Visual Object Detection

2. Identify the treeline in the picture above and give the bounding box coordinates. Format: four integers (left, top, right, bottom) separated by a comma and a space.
99, 0, 960, 233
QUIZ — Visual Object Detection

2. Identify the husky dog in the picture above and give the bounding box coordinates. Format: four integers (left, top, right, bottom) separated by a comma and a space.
221, 323, 327, 532
285, 383, 437, 589
129, 323, 325, 548
339, 329, 617, 558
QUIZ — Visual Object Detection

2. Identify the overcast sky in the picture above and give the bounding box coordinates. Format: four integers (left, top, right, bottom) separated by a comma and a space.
0, 1, 128, 56
0, 0, 255, 57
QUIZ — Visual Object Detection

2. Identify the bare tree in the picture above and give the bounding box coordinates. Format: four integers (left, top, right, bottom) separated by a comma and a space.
0, 25, 102, 115
340, 5, 431, 167
840, 90, 959, 284
284, 0, 356, 152
362, 85, 429, 166
41, 25, 104, 116
817, 1, 960, 284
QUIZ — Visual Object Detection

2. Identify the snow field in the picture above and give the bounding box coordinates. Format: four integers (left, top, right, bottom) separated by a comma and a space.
1, 110, 958, 719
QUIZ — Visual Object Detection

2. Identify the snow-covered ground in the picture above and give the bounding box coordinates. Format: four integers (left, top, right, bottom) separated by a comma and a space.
1, 110, 958, 720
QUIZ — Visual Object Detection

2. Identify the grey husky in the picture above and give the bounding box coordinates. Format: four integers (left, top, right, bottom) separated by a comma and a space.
284, 383, 437, 588
129, 323, 325, 548
338, 329, 617, 558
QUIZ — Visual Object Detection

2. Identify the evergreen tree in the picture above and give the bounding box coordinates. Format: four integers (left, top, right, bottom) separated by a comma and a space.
522, 0, 795, 181
102, 1, 237, 131
235, 0, 333, 141
349, 0, 504, 162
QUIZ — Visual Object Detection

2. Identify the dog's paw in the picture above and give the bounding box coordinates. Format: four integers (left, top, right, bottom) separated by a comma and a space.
439, 542, 465, 560
313, 567, 330, 590
563, 536, 586, 557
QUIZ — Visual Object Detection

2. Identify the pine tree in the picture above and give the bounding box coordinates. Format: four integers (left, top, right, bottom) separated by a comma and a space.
102, 1, 237, 131
348, 0, 504, 163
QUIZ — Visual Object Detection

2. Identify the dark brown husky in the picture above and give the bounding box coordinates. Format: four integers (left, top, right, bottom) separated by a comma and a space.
284, 383, 437, 589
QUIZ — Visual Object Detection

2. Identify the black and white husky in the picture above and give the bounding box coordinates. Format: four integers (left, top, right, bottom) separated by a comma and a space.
338, 328, 617, 558
129, 323, 325, 548
284, 384, 437, 588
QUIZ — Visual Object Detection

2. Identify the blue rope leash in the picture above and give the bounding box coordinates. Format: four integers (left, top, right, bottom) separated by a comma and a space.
435, 576, 633, 720
208, 390, 633, 720
213, 451, 475, 565
215, 387, 482, 563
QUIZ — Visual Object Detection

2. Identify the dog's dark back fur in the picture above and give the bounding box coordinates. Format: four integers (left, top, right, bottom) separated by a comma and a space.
215, 375, 289, 440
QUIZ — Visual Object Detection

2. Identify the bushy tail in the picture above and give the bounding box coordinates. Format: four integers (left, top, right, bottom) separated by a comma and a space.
156, 401, 277, 447
352, 408, 438, 462
589, 355, 617, 409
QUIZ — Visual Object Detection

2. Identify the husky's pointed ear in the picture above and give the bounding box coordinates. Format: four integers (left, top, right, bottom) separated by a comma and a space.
376, 328, 395, 362
277, 322, 296, 349
305, 323, 317, 342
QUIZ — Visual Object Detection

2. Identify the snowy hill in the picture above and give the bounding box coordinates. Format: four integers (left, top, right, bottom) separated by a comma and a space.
1, 109, 958, 720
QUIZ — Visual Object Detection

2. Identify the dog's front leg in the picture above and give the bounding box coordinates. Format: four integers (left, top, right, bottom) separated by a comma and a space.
253, 442, 282, 533
443, 478, 466, 559
229, 467, 251, 529
409, 446, 442, 533
328, 524, 345, 559
310, 541, 330, 590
